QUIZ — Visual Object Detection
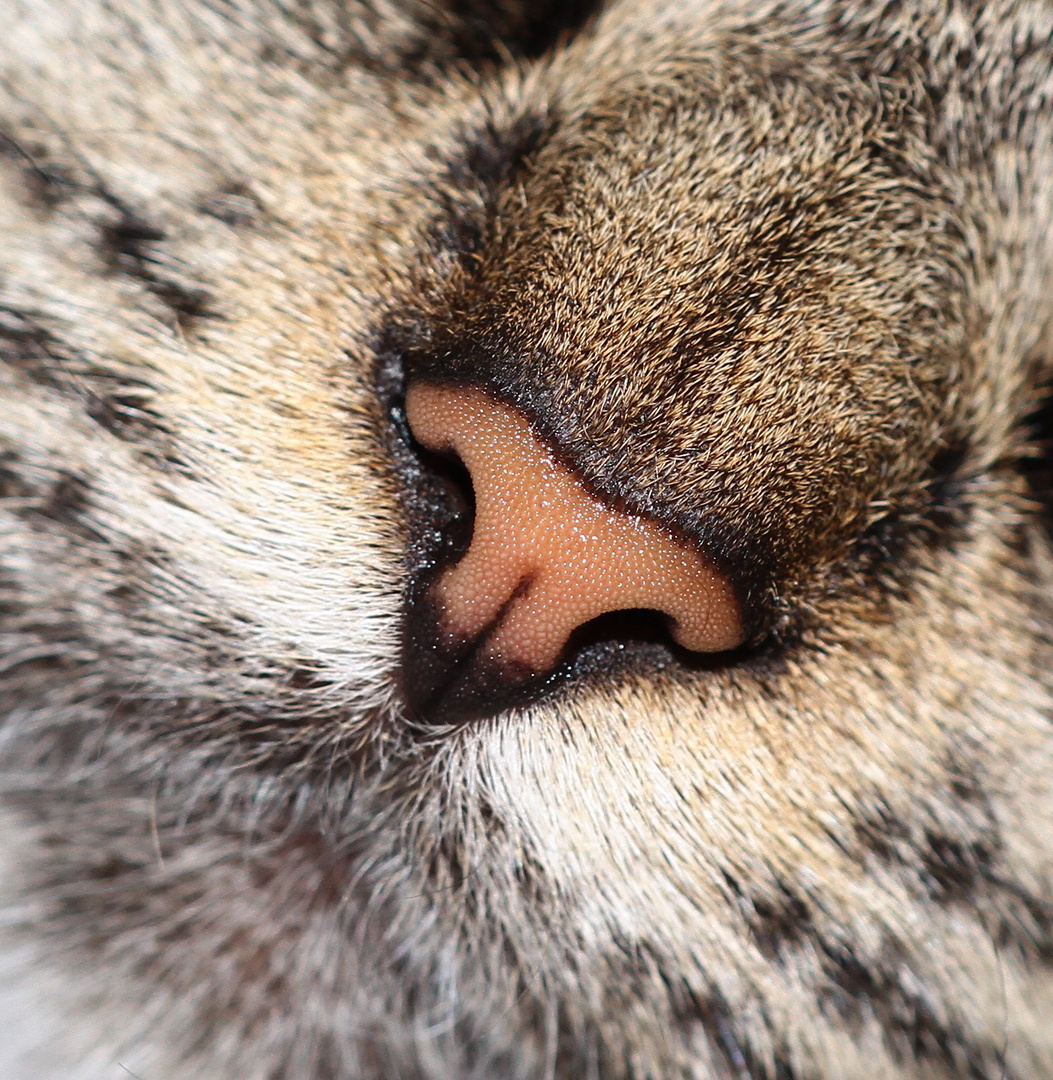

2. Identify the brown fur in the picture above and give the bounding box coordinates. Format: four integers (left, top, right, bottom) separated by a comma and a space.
1, 1, 1053, 1077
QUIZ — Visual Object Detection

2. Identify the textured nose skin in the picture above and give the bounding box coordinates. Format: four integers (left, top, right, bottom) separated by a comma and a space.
406, 383, 743, 684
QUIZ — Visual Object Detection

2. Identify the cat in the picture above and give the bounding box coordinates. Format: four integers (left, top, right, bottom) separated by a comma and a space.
2, 0, 1053, 1077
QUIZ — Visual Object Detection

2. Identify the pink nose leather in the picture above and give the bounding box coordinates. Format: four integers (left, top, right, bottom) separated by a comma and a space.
406, 383, 744, 674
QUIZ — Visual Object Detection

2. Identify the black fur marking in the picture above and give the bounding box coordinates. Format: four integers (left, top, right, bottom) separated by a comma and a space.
437, 0, 600, 64
818, 941, 1016, 1080
670, 984, 801, 1080
946, 761, 986, 804
406, 0, 600, 74
851, 800, 914, 865
746, 888, 814, 962
1021, 384, 1053, 534
720, 869, 815, 964
11, 469, 105, 545
0, 449, 34, 500
848, 781, 1053, 965
81, 375, 172, 449
426, 106, 557, 262
797, 441, 978, 645
98, 541, 174, 617
1, 129, 214, 329
978, 867, 1053, 967
254, 0, 598, 84
0, 127, 76, 210
97, 203, 215, 330
0, 303, 64, 388
39, 471, 92, 531
919, 832, 994, 904
0, 302, 191, 471
752, 781, 1034, 1076
848, 786, 1053, 968
859, 444, 972, 558
848, 775, 1012, 911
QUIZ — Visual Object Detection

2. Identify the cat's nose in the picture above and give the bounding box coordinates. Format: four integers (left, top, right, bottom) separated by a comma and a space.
402, 382, 744, 723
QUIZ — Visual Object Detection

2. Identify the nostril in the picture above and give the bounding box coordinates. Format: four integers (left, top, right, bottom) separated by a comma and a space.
400, 381, 746, 724
416, 435, 476, 540
393, 393, 476, 574
569, 607, 683, 652
565, 608, 752, 682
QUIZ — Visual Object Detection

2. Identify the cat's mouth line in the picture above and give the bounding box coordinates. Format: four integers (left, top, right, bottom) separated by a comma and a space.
405, 573, 539, 724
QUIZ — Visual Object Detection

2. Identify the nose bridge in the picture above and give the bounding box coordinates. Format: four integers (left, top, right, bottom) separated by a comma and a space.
406, 382, 743, 676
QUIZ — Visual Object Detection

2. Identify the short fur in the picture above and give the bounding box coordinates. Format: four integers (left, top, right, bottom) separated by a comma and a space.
2, 1, 1053, 1077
